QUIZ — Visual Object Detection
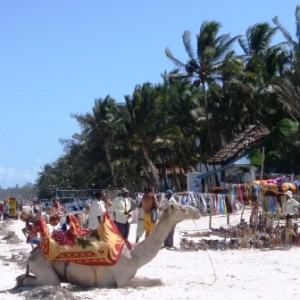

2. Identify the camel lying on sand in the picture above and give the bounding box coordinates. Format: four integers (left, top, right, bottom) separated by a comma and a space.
16, 204, 200, 288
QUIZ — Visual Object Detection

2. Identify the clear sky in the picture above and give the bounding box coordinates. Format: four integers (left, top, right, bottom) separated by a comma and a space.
0, 0, 299, 188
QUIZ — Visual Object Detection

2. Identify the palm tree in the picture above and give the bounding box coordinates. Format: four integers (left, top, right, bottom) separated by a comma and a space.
274, 70, 300, 121
123, 83, 163, 190
239, 23, 277, 62
72, 96, 121, 186
165, 21, 240, 154
237, 22, 289, 125
272, 16, 300, 121
157, 76, 203, 189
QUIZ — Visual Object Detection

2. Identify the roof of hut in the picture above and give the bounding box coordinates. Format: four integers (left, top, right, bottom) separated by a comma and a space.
207, 124, 270, 165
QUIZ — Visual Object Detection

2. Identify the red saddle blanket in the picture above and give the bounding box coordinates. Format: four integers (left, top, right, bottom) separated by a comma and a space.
39, 213, 125, 266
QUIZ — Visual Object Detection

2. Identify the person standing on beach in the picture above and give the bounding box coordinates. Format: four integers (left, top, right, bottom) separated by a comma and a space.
3, 200, 10, 221
160, 190, 177, 249
112, 188, 132, 239
283, 191, 299, 229
142, 187, 160, 238
135, 200, 145, 243
0, 202, 3, 221
88, 191, 106, 232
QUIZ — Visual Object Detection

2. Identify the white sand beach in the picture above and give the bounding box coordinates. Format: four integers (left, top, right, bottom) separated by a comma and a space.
1, 208, 300, 300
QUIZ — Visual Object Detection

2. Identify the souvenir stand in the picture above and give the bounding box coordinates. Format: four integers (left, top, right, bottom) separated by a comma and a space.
255, 179, 298, 227
207, 178, 299, 230
182, 177, 298, 230
176, 187, 245, 229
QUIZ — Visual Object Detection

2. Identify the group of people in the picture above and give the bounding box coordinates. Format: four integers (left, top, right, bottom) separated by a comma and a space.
18, 187, 179, 250
85, 187, 179, 249
19, 192, 105, 247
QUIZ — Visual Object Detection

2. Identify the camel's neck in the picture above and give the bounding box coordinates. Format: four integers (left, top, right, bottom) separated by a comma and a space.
131, 213, 175, 269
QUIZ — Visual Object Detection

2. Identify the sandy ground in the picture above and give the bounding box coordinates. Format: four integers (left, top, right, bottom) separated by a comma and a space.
1, 208, 300, 300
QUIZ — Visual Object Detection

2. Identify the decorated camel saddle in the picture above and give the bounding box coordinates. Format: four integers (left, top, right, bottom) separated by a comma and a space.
38, 213, 126, 266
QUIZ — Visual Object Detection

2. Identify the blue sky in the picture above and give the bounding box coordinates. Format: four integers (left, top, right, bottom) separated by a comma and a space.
0, 0, 299, 188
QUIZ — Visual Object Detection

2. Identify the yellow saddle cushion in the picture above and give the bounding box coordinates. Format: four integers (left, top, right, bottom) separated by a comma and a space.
39, 213, 125, 266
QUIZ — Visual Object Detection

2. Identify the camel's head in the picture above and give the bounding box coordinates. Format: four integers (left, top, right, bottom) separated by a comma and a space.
163, 204, 200, 223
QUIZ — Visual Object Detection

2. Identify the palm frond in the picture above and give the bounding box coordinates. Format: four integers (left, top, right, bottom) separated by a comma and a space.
182, 30, 195, 60
238, 36, 249, 55
273, 16, 297, 48
215, 35, 240, 63
165, 47, 186, 68
274, 79, 300, 120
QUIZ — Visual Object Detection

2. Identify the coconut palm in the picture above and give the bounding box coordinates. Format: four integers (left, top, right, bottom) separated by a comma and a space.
206, 22, 287, 138
272, 16, 300, 121
123, 82, 164, 190
157, 76, 204, 188
72, 96, 122, 186
165, 21, 240, 154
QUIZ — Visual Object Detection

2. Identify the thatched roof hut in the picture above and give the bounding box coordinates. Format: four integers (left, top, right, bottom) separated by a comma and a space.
207, 124, 270, 165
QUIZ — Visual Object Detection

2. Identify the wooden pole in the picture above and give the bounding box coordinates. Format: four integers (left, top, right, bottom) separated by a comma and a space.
260, 147, 265, 189
254, 147, 265, 234
240, 206, 245, 222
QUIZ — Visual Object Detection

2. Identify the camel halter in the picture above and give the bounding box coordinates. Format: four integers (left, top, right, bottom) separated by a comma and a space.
189, 216, 218, 286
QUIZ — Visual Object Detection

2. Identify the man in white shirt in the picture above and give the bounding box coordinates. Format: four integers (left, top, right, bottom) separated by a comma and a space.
283, 191, 299, 215
88, 191, 106, 231
112, 188, 132, 239
283, 191, 299, 229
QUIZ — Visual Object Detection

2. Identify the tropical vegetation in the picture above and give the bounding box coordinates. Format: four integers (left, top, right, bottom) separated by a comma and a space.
35, 13, 300, 199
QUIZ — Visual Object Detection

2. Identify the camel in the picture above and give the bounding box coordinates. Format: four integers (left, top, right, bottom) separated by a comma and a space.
16, 204, 200, 288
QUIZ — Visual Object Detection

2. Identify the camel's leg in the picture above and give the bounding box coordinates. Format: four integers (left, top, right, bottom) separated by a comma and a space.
127, 277, 164, 288
15, 274, 41, 287
29, 254, 61, 286
114, 272, 133, 288
19, 249, 61, 286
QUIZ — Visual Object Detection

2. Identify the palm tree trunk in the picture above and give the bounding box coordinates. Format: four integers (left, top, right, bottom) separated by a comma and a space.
104, 145, 117, 186
201, 84, 221, 186
142, 148, 161, 191
201, 82, 214, 153
171, 165, 181, 191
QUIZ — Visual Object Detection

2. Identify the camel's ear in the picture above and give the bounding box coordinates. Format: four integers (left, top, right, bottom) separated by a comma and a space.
180, 205, 186, 211
169, 204, 175, 211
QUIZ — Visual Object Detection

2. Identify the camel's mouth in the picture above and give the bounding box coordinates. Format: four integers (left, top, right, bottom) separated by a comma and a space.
186, 205, 201, 220
192, 211, 201, 220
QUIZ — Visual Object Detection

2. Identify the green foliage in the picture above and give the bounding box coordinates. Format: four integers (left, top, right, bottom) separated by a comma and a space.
34, 13, 300, 193
275, 118, 298, 136
263, 119, 300, 173
0, 183, 38, 202
264, 150, 283, 172
249, 149, 263, 166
